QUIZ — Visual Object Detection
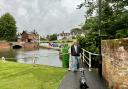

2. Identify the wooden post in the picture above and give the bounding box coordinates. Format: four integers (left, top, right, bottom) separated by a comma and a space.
2, 57, 6, 63
32, 55, 36, 66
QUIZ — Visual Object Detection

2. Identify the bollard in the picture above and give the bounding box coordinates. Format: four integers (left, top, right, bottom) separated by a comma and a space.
32, 55, 36, 66
2, 57, 6, 63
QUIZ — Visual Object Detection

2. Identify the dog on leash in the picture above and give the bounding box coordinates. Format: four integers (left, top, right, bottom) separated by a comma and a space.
79, 68, 88, 89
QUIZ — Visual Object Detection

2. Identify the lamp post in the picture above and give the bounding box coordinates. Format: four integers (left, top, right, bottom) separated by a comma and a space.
98, 0, 102, 77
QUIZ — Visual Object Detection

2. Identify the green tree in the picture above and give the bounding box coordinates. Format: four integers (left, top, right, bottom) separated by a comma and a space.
81, 0, 128, 38
101, 1, 128, 38
75, 0, 128, 67
76, 0, 128, 54
0, 13, 17, 41
49, 34, 57, 41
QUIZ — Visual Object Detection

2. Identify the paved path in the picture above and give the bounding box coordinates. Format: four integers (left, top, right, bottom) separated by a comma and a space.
58, 68, 108, 89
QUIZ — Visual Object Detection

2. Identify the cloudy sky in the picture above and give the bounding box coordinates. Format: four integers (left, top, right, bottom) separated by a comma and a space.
0, 0, 85, 36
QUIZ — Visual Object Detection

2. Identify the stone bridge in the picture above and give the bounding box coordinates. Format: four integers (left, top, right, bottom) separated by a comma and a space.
11, 42, 24, 48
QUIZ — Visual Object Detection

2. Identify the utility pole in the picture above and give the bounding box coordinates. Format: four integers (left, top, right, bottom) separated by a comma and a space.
77, 0, 102, 76
98, 0, 102, 77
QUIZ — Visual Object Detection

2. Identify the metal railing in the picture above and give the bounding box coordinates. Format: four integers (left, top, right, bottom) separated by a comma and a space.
81, 48, 99, 71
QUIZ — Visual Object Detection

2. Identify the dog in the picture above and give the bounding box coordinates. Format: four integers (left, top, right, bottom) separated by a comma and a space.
79, 68, 89, 89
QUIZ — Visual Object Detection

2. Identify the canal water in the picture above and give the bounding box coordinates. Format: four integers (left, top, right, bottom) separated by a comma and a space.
0, 48, 62, 67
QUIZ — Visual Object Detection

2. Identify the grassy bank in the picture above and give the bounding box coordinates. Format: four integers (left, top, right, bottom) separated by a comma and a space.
0, 60, 67, 89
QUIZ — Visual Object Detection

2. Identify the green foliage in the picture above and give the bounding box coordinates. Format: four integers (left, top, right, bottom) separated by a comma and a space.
0, 13, 17, 41
76, 0, 128, 54
48, 34, 57, 41
72, 36, 76, 39
82, 17, 98, 32
40, 37, 47, 41
77, 35, 99, 68
101, 1, 128, 39
116, 28, 128, 38
77, 34, 99, 54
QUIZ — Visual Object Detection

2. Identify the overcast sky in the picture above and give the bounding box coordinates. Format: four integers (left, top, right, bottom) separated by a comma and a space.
0, 0, 85, 36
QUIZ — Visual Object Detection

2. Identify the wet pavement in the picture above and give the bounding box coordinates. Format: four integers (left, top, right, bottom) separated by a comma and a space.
58, 68, 108, 89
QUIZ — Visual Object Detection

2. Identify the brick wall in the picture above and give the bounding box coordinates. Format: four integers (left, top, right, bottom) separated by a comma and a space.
101, 38, 128, 89
0, 42, 10, 49
23, 43, 38, 49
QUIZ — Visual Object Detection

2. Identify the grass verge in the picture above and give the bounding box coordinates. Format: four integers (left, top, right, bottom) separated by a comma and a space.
0, 60, 67, 89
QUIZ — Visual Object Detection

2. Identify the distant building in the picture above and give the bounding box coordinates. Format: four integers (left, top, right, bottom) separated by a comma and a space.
17, 31, 39, 43
57, 31, 85, 40
70, 30, 86, 37
57, 31, 73, 40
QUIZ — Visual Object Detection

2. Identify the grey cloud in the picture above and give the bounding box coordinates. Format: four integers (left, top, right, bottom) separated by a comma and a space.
0, 0, 85, 36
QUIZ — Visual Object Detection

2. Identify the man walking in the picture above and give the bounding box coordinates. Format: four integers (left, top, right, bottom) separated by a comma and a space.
71, 40, 81, 72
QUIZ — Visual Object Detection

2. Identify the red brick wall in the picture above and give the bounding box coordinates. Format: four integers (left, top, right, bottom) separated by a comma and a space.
21, 33, 28, 42
101, 38, 128, 89
0, 42, 10, 49
23, 43, 38, 49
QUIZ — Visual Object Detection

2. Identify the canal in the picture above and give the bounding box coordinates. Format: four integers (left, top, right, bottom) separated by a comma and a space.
0, 48, 62, 67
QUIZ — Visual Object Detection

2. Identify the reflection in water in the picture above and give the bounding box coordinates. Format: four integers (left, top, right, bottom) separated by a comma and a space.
0, 48, 62, 67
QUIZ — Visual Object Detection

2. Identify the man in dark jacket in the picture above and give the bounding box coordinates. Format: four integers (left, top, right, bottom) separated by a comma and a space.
71, 40, 81, 72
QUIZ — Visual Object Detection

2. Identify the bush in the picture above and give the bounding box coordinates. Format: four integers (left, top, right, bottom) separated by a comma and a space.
77, 34, 99, 68
77, 34, 99, 54
48, 34, 57, 41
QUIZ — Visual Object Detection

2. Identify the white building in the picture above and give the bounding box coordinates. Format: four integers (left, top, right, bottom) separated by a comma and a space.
57, 31, 73, 40
57, 31, 85, 40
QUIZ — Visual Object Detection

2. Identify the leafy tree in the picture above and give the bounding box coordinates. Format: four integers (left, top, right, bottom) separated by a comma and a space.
0, 13, 17, 41
76, 0, 128, 53
48, 34, 57, 41
82, 17, 98, 32
100, 1, 128, 38
76, 0, 128, 68
77, 33, 99, 54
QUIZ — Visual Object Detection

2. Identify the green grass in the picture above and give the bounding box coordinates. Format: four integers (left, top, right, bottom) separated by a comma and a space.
0, 60, 67, 89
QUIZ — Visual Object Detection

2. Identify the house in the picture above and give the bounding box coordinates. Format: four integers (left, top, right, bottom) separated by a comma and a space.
57, 31, 73, 40
17, 31, 39, 43
57, 31, 85, 40
70, 30, 86, 37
